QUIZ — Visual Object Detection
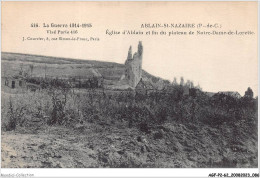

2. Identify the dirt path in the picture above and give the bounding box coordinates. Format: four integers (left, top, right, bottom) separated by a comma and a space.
1, 129, 98, 168
1, 122, 258, 168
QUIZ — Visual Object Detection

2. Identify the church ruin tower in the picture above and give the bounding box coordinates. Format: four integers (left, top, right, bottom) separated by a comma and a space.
125, 41, 143, 87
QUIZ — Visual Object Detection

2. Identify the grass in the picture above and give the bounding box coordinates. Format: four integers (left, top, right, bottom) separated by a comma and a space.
1, 83, 258, 168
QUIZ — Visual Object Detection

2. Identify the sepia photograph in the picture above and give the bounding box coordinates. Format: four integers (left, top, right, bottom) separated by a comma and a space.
0, 1, 258, 177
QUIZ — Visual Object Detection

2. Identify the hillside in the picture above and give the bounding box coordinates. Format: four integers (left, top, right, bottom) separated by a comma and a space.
1, 52, 162, 88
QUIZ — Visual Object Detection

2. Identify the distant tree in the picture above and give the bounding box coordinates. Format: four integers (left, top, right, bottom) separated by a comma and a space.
165, 80, 170, 85
190, 81, 194, 88
196, 83, 202, 90
180, 77, 184, 86
172, 77, 178, 86
244, 87, 253, 99
44, 63, 47, 79
185, 80, 193, 88
29, 64, 34, 77
19, 64, 24, 76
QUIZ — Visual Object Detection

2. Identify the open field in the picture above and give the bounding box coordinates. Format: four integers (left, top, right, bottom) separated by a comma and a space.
1, 85, 258, 168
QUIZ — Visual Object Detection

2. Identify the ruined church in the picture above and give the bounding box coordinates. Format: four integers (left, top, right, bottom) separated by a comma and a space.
125, 41, 143, 88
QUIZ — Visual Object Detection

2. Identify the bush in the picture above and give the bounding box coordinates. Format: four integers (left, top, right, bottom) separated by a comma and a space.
1, 84, 257, 135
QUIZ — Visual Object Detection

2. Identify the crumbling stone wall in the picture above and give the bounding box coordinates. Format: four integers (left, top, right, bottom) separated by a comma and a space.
125, 41, 143, 87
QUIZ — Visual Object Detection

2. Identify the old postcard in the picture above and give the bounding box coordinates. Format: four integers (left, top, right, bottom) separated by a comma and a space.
1, 1, 258, 177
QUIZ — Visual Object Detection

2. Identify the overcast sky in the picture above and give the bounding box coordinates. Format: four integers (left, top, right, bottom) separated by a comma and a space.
2, 2, 258, 96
